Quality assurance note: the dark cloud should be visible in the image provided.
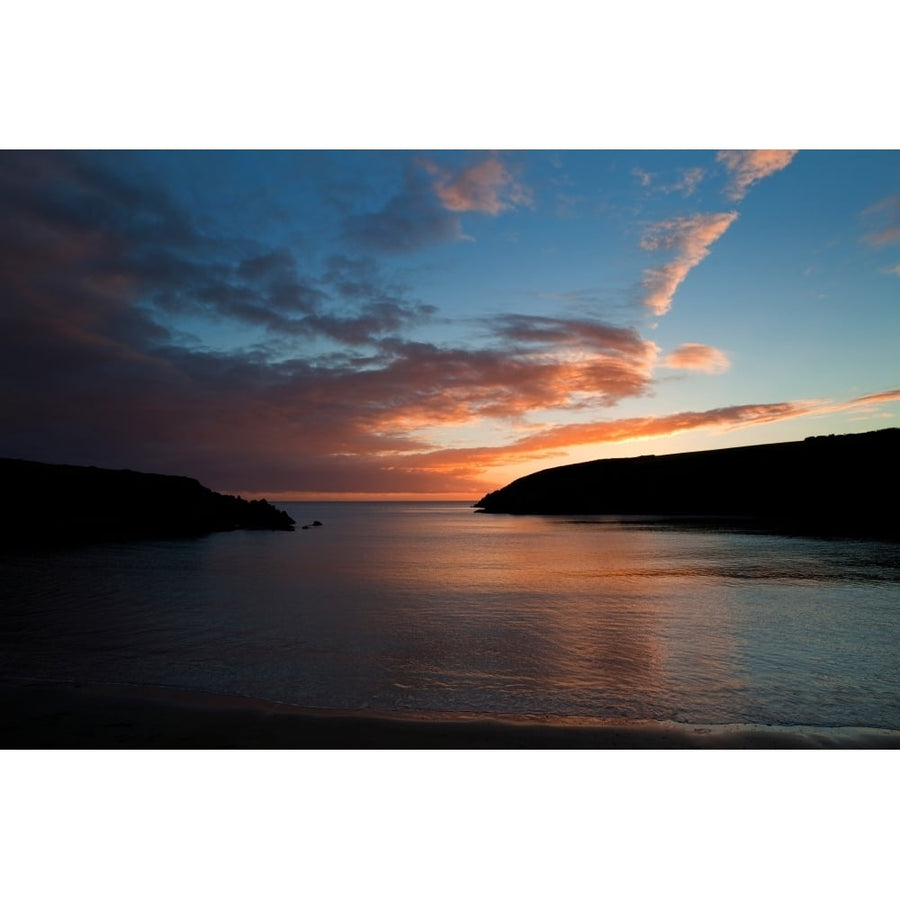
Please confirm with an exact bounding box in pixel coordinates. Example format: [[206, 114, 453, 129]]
[[341, 166, 463, 253], [0, 151, 738, 496], [490, 314, 649, 356], [1, 151, 437, 347], [0, 152, 453, 489], [237, 250, 292, 280], [0, 154, 478, 490]]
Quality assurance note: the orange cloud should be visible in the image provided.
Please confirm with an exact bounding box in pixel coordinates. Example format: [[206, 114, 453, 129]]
[[360, 323, 660, 431], [663, 343, 730, 373], [163, 384, 900, 497], [412, 400, 815, 474], [384, 388, 900, 493], [717, 150, 798, 201], [640, 212, 738, 315], [827, 388, 900, 411], [420, 155, 532, 215]]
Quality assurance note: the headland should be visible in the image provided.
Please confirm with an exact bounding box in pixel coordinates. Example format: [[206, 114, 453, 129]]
[[0, 458, 294, 545], [475, 428, 900, 539]]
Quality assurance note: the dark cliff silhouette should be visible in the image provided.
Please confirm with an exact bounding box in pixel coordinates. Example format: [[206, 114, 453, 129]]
[[1, 458, 295, 545], [474, 428, 900, 538]]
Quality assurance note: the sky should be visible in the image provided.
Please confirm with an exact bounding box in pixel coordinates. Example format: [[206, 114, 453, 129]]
[[1, 149, 898, 499]]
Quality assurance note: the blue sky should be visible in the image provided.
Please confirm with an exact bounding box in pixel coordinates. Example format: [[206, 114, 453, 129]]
[[1, 148, 897, 497]]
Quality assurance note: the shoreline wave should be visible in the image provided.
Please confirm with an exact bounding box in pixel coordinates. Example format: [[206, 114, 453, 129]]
[[4, 678, 900, 749]]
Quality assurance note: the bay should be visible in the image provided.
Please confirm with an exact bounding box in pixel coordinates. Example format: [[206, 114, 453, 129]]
[[2, 501, 900, 730]]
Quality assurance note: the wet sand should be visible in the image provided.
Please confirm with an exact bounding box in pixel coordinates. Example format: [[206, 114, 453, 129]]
[[3, 678, 900, 749]]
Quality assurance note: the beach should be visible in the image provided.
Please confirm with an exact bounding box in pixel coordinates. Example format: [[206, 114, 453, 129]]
[[4, 678, 900, 749]]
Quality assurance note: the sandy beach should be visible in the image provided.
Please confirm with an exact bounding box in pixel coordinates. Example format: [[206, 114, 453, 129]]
[[3, 678, 899, 749]]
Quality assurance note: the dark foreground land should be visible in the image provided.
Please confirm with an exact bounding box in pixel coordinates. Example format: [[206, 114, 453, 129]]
[[0, 458, 294, 545], [3, 680, 899, 749], [475, 428, 900, 539]]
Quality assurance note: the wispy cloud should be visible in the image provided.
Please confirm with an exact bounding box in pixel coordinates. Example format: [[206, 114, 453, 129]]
[[262, 400, 820, 494], [663, 343, 730, 373], [420, 154, 533, 215], [640, 212, 738, 316], [862, 195, 900, 247], [868, 229, 900, 247], [631, 165, 705, 196], [632, 167, 652, 187], [829, 388, 900, 411], [717, 150, 798, 201], [666, 167, 705, 197], [401, 389, 900, 489], [633, 152, 795, 318]]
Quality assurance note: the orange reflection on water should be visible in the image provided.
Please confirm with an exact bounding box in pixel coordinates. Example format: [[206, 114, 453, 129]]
[[480, 524, 666, 695], [341, 512, 746, 714]]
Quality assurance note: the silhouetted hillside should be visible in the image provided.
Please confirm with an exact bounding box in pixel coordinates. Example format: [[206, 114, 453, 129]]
[[475, 429, 900, 538], [1, 459, 295, 545]]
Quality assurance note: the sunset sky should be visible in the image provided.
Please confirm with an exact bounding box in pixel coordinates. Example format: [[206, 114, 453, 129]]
[[1, 149, 898, 499]]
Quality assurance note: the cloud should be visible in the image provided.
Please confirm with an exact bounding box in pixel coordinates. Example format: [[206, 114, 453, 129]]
[[399, 388, 900, 489], [868, 229, 900, 248], [632, 167, 652, 187], [717, 150, 798, 201], [658, 168, 706, 197], [640, 212, 738, 316], [0, 321, 658, 494], [0, 152, 474, 490], [631, 165, 705, 197], [881, 263, 900, 275], [343, 152, 537, 260], [364, 320, 659, 428], [663, 343, 730, 373], [342, 165, 463, 253], [862, 195, 900, 247], [2, 152, 442, 350], [414, 401, 814, 473], [0, 150, 664, 493], [3, 150, 896, 499], [829, 388, 900, 411], [678, 167, 705, 196], [490, 314, 652, 357], [420, 154, 533, 215]]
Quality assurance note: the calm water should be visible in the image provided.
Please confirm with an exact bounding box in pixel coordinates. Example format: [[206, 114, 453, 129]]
[[2, 501, 900, 728]]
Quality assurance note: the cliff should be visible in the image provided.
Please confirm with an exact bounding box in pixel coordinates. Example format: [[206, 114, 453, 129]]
[[0, 458, 295, 545], [474, 428, 900, 538]]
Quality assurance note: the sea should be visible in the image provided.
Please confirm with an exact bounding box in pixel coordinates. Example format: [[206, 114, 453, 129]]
[[3, 500, 900, 731]]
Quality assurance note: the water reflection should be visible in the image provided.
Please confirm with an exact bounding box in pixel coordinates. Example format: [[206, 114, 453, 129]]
[[293, 512, 749, 719], [3, 503, 900, 727]]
